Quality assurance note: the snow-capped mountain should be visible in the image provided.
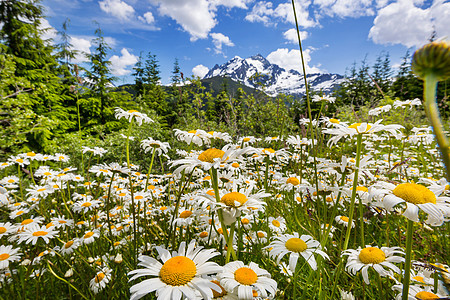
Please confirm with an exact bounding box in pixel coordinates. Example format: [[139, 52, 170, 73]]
[[203, 54, 344, 97]]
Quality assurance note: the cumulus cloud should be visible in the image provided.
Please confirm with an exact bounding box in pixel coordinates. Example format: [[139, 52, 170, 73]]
[[267, 48, 322, 73], [150, 0, 250, 41], [99, 0, 135, 22], [368, 0, 449, 48], [210, 32, 234, 54], [138, 12, 155, 24], [314, 0, 375, 18], [283, 28, 309, 44], [245, 1, 317, 28], [192, 64, 209, 78], [69, 36, 92, 63], [39, 19, 58, 43], [109, 48, 138, 76], [245, 2, 274, 25]]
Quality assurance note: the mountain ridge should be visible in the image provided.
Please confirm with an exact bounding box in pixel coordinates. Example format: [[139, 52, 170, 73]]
[[203, 54, 344, 97]]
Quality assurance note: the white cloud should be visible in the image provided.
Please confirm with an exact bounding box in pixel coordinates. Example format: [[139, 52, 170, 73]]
[[275, 2, 317, 27], [151, 0, 215, 41], [368, 0, 448, 48], [209, 0, 251, 9], [267, 48, 322, 73], [245, 1, 317, 28], [283, 28, 309, 44], [39, 19, 58, 43], [192, 64, 209, 77], [150, 0, 251, 41], [138, 12, 155, 24], [245, 2, 274, 25], [70, 36, 92, 63], [314, 0, 375, 18], [109, 48, 138, 76], [99, 0, 135, 22], [210, 32, 234, 54]]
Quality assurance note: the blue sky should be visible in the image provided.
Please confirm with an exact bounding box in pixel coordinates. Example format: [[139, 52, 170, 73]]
[[40, 0, 450, 85]]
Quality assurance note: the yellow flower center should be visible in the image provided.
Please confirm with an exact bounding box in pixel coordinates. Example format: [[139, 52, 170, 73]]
[[206, 189, 215, 196], [243, 138, 251, 142], [285, 237, 307, 252], [179, 210, 193, 218], [135, 195, 144, 200], [393, 183, 437, 205], [128, 110, 139, 113], [329, 118, 340, 124], [0, 227, 7, 234], [415, 291, 439, 299], [188, 130, 197, 134], [221, 192, 247, 207], [234, 267, 258, 285], [349, 123, 372, 133], [198, 148, 225, 163], [356, 186, 368, 192], [0, 253, 10, 261], [262, 148, 275, 155], [241, 218, 250, 225], [84, 232, 94, 239], [37, 188, 46, 192], [340, 216, 349, 222], [257, 232, 265, 238], [95, 272, 105, 283], [32, 231, 48, 237], [272, 220, 281, 227], [65, 241, 74, 249], [359, 247, 386, 264], [159, 256, 196, 286], [199, 231, 208, 238], [286, 177, 300, 186], [7, 179, 15, 183], [16, 158, 24, 163], [232, 162, 240, 168], [81, 202, 92, 207], [21, 219, 33, 225], [211, 280, 227, 297], [413, 276, 426, 283]]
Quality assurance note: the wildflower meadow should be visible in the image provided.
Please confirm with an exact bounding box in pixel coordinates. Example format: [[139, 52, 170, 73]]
[[1, 1, 450, 299]]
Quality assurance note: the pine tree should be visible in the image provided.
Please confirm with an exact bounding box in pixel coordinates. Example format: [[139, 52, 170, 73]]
[[85, 25, 116, 125], [132, 52, 145, 96]]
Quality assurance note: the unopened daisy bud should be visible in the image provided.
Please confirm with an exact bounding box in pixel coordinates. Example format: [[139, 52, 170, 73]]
[[64, 268, 74, 278], [87, 257, 94, 263], [114, 253, 123, 264], [412, 41, 450, 81], [21, 259, 31, 266]]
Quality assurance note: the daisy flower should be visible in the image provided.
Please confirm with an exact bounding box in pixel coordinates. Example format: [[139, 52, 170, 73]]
[[90, 267, 112, 294], [80, 230, 100, 245], [392, 283, 447, 300], [266, 233, 329, 272], [16, 224, 58, 245], [335, 215, 355, 228], [268, 216, 287, 234], [173, 129, 211, 146], [376, 182, 449, 226], [219, 261, 277, 300], [114, 107, 154, 126], [342, 245, 404, 284], [128, 240, 223, 300], [59, 240, 79, 255], [0, 245, 21, 269], [141, 138, 171, 155], [0, 222, 16, 238]]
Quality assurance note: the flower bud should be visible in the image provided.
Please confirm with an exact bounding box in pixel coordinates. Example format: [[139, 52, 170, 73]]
[[114, 253, 123, 264], [412, 41, 450, 81], [64, 268, 74, 278]]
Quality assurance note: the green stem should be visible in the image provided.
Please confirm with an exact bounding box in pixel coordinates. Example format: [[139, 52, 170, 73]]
[[401, 219, 414, 300], [144, 148, 157, 191], [423, 73, 450, 181], [342, 134, 363, 250]]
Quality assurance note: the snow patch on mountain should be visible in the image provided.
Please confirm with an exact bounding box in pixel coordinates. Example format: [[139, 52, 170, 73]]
[[204, 54, 344, 97]]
